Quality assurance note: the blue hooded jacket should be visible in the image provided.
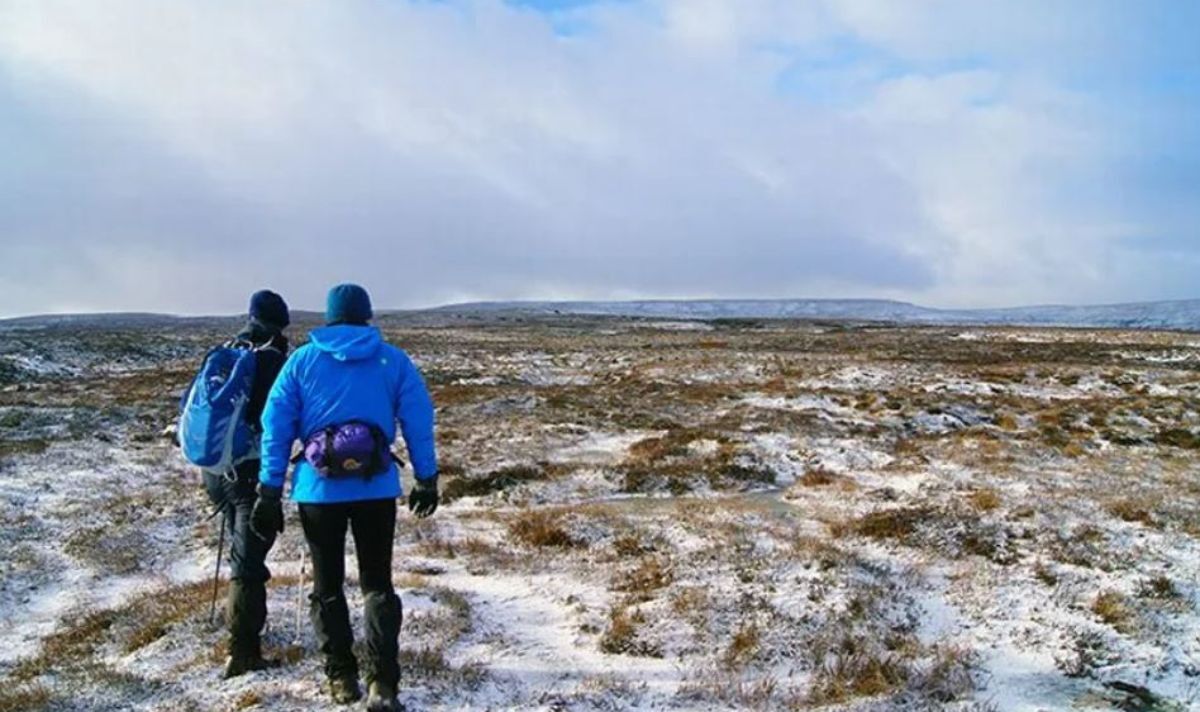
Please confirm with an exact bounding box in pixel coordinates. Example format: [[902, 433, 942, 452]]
[[259, 325, 437, 503]]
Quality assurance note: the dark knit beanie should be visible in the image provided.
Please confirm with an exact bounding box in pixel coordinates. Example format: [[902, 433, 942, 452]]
[[248, 290, 290, 329], [326, 283, 373, 325]]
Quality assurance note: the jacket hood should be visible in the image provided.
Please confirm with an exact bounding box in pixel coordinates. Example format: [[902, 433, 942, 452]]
[[309, 325, 382, 361]]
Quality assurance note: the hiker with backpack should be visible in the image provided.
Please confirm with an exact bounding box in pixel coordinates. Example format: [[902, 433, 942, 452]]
[[178, 290, 291, 678], [251, 283, 438, 711]]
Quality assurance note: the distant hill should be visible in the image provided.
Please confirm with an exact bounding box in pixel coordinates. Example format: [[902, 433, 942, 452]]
[[3, 299, 1198, 331], [430, 298, 1200, 330]]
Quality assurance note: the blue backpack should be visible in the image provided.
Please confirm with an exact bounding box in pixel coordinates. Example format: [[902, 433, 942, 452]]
[[179, 342, 264, 475]]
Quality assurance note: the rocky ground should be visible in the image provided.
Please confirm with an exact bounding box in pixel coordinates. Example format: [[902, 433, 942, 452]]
[[1, 315, 1198, 711]]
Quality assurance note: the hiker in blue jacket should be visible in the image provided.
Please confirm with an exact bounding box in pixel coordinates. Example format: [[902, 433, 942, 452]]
[[251, 284, 438, 711], [201, 290, 290, 678]]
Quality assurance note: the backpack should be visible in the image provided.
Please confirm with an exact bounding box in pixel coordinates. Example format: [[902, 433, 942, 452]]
[[178, 338, 274, 475]]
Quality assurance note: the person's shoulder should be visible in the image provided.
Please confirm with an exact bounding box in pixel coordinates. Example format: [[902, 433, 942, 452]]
[[284, 342, 318, 365], [379, 342, 419, 374], [380, 341, 411, 363]]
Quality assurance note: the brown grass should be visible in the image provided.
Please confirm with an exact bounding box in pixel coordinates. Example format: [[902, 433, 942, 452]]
[[669, 586, 710, 620], [399, 647, 487, 687], [11, 608, 116, 681], [610, 556, 673, 601], [830, 506, 934, 541], [723, 622, 760, 669], [912, 645, 982, 702], [0, 439, 50, 459], [1106, 497, 1159, 527], [798, 467, 841, 487], [966, 488, 1001, 512], [12, 579, 225, 683], [598, 606, 661, 658], [1137, 576, 1180, 601], [808, 653, 911, 704], [0, 684, 51, 712], [233, 691, 263, 709], [1155, 428, 1200, 449], [508, 509, 579, 548], [1033, 561, 1059, 587], [994, 413, 1019, 431], [1092, 591, 1134, 633], [442, 464, 546, 501]]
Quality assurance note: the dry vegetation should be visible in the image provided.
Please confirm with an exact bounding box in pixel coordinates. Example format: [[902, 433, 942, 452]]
[[1, 315, 1199, 709]]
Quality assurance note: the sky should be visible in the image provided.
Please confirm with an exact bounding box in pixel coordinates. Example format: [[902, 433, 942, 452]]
[[1, 0, 1198, 317]]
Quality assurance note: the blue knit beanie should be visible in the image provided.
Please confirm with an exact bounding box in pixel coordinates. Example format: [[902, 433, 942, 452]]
[[326, 283, 373, 325], [248, 290, 290, 328]]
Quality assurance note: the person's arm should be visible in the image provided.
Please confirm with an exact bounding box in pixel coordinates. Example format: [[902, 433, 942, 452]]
[[259, 353, 303, 491], [394, 351, 437, 479]]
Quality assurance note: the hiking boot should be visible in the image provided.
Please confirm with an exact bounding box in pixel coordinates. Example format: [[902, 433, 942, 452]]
[[366, 680, 402, 712], [328, 675, 363, 704], [222, 653, 278, 679]]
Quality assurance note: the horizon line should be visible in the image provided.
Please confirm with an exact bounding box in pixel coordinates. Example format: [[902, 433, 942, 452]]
[[1, 295, 1198, 323]]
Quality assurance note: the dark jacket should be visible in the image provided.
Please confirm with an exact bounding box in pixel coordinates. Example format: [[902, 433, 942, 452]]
[[233, 319, 290, 433]]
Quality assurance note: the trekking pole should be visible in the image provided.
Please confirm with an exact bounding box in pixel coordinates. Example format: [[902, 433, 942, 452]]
[[294, 544, 306, 643], [209, 508, 228, 627]]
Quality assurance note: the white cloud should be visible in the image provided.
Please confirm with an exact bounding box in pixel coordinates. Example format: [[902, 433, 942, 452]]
[[0, 0, 1194, 315]]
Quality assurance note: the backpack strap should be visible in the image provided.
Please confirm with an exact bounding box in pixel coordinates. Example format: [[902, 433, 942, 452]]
[[253, 335, 284, 355]]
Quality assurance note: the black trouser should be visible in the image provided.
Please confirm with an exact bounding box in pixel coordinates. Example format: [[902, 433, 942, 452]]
[[299, 498, 401, 687], [204, 460, 276, 657]]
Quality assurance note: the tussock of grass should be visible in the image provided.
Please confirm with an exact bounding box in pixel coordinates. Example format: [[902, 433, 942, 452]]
[[1106, 498, 1159, 527], [508, 510, 579, 548], [799, 467, 850, 488], [994, 413, 1019, 431], [912, 645, 982, 703], [400, 648, 487, 687], [0, 684, 51, 712], [675, 669, 783, 708], [233, 691, 263, 709], [1137, 576, 1180, 601], [611, 532, 653, 558], [669, 586, 709, 620], [830, 505, 1019, 564], [611, 556, 673, 601], [1051, 524, 1119, 571], [598, 606, 661, 658], [11, 609, 116, 681], [64, 527, 147, 575], [1034, 561, 1059, 587], [723, 623, 760, 669], [0, 437, 51, 460], [808, 652, 910, 703], [12, 579, 226, 684], [830, 506, 934, 541], [442, 464, 546, 501], [1154, 428, 1200, 449], [966, 488, 1001, 512], [1092, 591, 1134, 633]]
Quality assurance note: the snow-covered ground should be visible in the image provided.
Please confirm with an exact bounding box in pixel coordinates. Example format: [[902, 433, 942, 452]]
[[1, 317, 1198, 711]]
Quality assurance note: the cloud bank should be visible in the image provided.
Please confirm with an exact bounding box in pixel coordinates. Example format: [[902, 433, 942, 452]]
[[1, 0, 1197, 316]]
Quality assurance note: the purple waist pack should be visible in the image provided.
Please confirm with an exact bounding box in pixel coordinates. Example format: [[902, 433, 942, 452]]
[[303, 421, 392, 479]]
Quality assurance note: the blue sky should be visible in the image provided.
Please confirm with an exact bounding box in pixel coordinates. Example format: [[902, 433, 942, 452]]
[[0, 0, 1197, 316]]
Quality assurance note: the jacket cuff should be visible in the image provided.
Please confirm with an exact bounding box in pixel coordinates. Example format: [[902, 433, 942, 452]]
[[259, 469, 286, 490], [257, 483, 284, 501]]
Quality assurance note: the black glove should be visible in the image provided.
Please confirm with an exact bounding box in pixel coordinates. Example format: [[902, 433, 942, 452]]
[[250, 483, 284, 541], [408, 476, 439, 519]]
